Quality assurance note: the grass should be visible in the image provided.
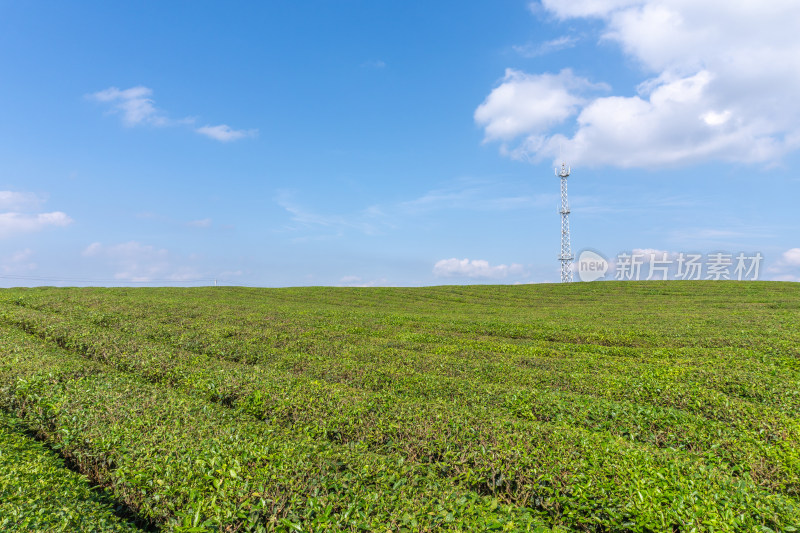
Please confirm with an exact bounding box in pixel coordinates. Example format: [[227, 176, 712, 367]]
[[0, 281, 798, 531]]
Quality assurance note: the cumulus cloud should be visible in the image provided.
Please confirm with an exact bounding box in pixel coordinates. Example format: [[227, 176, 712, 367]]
[[475, 69, 602, 142], [433, 258, 525, 279], [478, 1, 800, 167], [82, 241, 201, 282], [89, 86, 256, 142], [195, 124, 257, 142]]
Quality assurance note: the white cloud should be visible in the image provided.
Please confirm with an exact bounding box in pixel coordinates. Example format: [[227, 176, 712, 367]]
[[195, 124, 257, 142], [766, 248, 800, 282], [538, 0, 642, 19], [0, 189, 67, 239], [701, 110, 731, 127], [90, 86, 256, 142], [480, 1, 800, 167], [513, 36, 579, 57], [0, 211, 73, 238], [0, 191, 42, 211], [781, 248, 800, 267], [433, 258, 525, 279], [475, 69, 602, 142], [82, 241, 201, 282], [88, 86, 170, 127]]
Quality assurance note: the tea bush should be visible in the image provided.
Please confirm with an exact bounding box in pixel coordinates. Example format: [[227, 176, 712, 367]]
[[0, 281, 798, 531]]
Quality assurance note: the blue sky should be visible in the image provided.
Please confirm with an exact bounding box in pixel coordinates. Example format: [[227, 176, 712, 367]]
[[2, 0, 799, 287]]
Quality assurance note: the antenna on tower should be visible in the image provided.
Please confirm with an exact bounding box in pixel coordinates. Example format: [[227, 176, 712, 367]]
[[556, 161, 574, 282]]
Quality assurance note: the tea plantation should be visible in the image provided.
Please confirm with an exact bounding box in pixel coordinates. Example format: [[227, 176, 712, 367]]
[[0, 281, 798, 531]]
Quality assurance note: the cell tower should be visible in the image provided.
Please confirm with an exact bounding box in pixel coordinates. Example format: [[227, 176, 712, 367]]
[[556, 162, 573, 282]]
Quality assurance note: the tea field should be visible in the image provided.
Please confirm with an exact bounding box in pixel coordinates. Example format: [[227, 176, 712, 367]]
[[0, 281, 798, 532]]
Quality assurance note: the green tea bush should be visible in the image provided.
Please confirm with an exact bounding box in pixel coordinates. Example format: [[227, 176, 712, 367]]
[[1, 282, 799, 531], [0, 412, 140, 532]]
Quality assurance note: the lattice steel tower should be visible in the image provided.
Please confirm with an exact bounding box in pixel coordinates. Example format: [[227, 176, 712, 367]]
[[556, 162, 573, 282]]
